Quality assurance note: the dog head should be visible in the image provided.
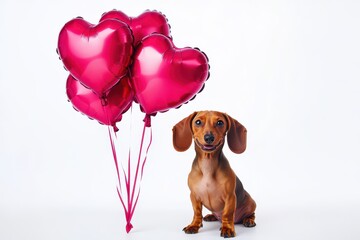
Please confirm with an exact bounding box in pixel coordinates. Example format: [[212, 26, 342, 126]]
[[172, 111, 247, 154]]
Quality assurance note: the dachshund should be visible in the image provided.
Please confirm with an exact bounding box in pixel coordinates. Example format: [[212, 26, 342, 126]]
[[172, 111, 256, 238]]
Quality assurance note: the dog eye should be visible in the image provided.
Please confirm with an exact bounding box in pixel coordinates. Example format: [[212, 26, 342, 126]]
[[216, 120, 224, 126], [195, 120, 202, 126]]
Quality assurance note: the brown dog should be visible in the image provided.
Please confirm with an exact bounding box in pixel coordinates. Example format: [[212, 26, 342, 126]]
[[172, 111, 256, 238]]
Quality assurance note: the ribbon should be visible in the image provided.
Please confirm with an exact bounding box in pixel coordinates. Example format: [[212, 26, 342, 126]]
[[108, 111, 152, 233]]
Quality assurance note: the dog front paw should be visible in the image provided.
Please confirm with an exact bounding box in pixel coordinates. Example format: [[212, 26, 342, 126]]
[[183, 224, 202, 234], [220, 226, 235, 238]]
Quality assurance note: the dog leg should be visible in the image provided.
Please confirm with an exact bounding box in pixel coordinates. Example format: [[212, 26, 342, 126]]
[[239, 193, 257, 227], [203, 213, 218, 222], [242, 213, 256, 227], [220, 193, 236, 238], [183, 192, 203, 234]]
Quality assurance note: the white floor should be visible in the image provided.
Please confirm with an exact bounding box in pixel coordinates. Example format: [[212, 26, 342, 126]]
[[2, 204, 359, 240]]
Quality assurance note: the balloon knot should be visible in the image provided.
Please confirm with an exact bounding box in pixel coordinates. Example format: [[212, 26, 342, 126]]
[[101, 97, 108, 106], [143, 114, 151, 127], [113, 125, 119, 132]]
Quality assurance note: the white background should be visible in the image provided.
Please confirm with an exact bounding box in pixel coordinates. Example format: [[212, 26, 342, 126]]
[[1, 0, 360, 239]]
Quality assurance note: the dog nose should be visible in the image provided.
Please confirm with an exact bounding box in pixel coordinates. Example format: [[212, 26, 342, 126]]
[[204, 133, 215, 144]]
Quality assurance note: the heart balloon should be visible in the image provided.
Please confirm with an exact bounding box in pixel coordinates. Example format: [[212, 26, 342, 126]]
[[100, 10, 171, 46], [130, 33, 209, 115], [66, 75, 134, 128], [58, 18, 133, 97]]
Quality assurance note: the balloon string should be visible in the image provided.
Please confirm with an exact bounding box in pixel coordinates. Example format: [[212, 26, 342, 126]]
[[131, 126, 152, 217], [124, 104, 133, 232], [105, 101, 127, 195], [129, 120, 146, 207], [141, 126, 152, 179], [108, 126, 127, 220], [107, 107, 152, 233], [106, 103, 136, 233], [129, 115, 152, 216], [108, 127, 121, 190], [123, 115, 152, 233]]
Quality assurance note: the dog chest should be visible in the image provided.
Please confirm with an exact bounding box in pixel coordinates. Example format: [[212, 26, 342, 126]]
[[196, 175, 225, 211]]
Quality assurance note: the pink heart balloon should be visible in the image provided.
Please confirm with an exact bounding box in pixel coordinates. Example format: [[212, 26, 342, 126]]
[[100, 10, 171, 46], [58, 18, 133, 97], [66, 75, 134, 127], [130, 33, 209, 115]]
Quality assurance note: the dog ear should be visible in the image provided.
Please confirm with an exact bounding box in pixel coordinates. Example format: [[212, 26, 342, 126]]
[[172, 112, 198, 152], [225, 114, 247, 154]]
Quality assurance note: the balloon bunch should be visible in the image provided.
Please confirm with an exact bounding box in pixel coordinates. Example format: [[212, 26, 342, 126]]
[[57, 9, 210, 233]]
